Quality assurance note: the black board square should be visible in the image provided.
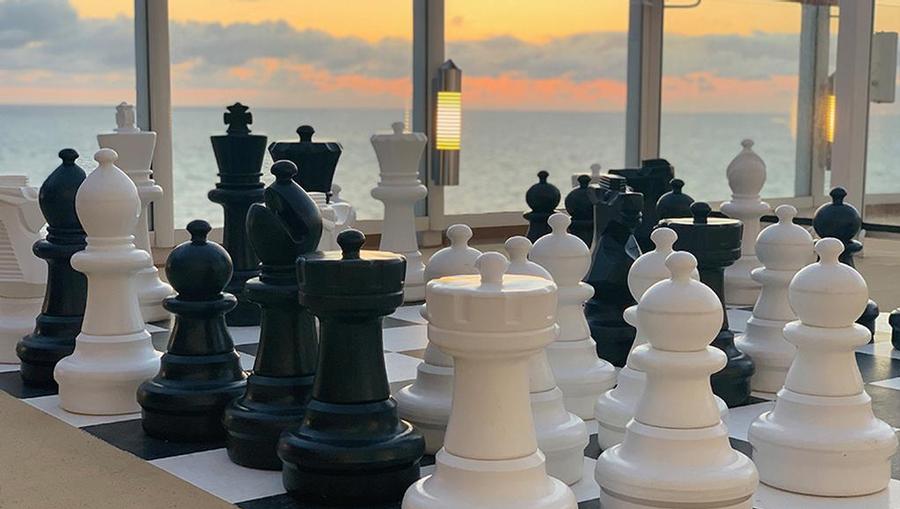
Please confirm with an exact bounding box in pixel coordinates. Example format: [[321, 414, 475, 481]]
[[82, 419, 224, 460], [0, 371, 57, 399]]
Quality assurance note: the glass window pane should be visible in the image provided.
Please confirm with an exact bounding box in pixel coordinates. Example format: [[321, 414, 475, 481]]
[[169, 1, 412, 228], [0, 0, 135, 182], [444, 1, 629, 215], [660, 0, 804, 202]]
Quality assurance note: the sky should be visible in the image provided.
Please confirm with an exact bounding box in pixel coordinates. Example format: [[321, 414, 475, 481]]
[[0, 0, 868, 113]]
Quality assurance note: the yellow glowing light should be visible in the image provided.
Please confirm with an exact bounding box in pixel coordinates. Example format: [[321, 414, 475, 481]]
[[436, 91, 462, 151], [825, 93, 836, 143]]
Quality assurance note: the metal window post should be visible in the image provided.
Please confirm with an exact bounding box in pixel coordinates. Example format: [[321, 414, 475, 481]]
[[625, 0, 664, 167], [134, 0, 175, 247], [795, 4, 831, 202]]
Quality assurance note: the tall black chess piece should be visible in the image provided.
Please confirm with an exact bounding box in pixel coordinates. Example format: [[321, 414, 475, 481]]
[[268, 125, 342, 199], [224, 160, 323, 470], [524, 170, 561, 242], [660, 202, 755, 407], [209, 102, 266, 326], [814, 187, 879, 340], [565, 174, 594, 247], [17, 149, 88, 386], [584, 174, 642, 368], [610, 158, 674, 251], [656, 178, 694, 220], [138, 220, 247, 441], [279, 230, 424, 506]]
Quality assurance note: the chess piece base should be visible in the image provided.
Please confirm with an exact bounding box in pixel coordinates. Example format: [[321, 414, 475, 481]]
[[17, 314, 82, 386], [547, 338, 616, 419], [55, 330, 161, 415], [735, 316, 794, 395], [403, 449, 577, 509], [224, 373, 314, 470], [395, 362, 453, 455], [532, 386, 588, 485], [136, 268, 174, 323], [749, 388, 897, 497], [0, 295, 43, 363], [724, 257, 762, 307], [596, 421, 757, 509]]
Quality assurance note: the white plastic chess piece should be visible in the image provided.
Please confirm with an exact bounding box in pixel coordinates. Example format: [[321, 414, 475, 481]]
[[530, 214, 616, 418], [596, 251, 758, 509], [54, 149, 161, 415], [594, 227, 726, 449], [748, 238, 898, 497], [329, 183, 356, 229], [403, 252, 577, 509], [735, 205, 813, 396], [97, 102, 173, 323], [309, 192, 350, 251], [0, 176, 46, 363], [371, 122, 428, 302], [721, 139, 770, 306], [504, 234, 588, 485], [572, 163, 603, 188], [395, 224, 481, 454]]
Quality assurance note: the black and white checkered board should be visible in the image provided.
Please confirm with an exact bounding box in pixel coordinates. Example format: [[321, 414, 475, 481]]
[[2, 306, 899, 508]]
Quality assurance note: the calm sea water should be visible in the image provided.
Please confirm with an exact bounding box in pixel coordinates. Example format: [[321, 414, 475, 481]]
[[1, 104, 898, 228]]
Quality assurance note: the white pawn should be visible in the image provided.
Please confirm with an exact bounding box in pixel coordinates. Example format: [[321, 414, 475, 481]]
[[403, 252, 577, 509], [97, 102, 173, 323], [505, 235, 588, 485], [371, 122, 428, 302], [749, 238, 897, 497], [0, 176, 46, 362], [736, 205, 813, 396], [54, 149, 161, 415], [721, 139, 770, 306], [309, 191, 347, 251], [596, 251, 757, 509], [572, 163, 603, 188], [329, 182, 356, 229], [530, 214, 616, 418], [395, 224, 481, 454]]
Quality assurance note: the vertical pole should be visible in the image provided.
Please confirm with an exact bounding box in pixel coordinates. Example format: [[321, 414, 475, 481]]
[[626, 0, 664, 167], [795, 5, 830, 201], [832, 0, 874, 216], [135, 0, 175, 247]]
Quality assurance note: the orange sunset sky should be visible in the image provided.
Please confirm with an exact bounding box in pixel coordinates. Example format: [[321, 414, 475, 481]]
[[4, 0, 887, 113]]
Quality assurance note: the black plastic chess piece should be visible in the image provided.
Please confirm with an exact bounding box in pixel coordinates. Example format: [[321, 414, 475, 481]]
[[268, 125, 342, 198], [565, 174, 594, 247], [17, 149, 88, 386], [814, 187, 879, 339], [209, 102, 266, 326], [660, 202, 755, 407], [656, 178, 694, 220], [610, 158, 674, 251], [279, 230, 424, 506], [224, 160, 323, 470], [137, 220, 247, 441], [524, 170, 561, 242], [584, 174, 642, 367]]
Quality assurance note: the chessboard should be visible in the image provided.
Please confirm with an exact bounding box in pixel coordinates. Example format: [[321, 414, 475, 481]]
[[2, 305, 900, 509]]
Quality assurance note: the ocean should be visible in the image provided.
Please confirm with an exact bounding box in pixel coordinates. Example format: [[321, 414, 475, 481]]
[[1, 104, 898, 228]]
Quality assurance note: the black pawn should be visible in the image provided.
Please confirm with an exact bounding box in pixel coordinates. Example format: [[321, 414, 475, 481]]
[[814, 187, 879, 339], [137, 220, 247, 441], [209, 102, 266, 326], [279, 230, 424, 506], [656, 178, 694, 220], [565, 174, 594, 247], [524, 170, 561, 242], [584, 174, 642, 367], [660, 202, 755, 407], [610, 158, 674, 251], [17, 149, 88, 386], [268, 125, 342, 198], [224, 160, 323, 470]]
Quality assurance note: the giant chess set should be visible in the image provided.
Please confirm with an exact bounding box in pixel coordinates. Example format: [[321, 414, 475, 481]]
[[2, 103, 900, 508]]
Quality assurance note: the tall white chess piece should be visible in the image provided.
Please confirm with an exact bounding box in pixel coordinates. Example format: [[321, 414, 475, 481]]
[[721, 139, 770, 306], [530, 213, 616, 418], [371, 122, 428, 302], [403, 252, 577, 509], [97, 102, 173, 323], [595, 251, 757, 509], [329, 182, 356, 228], [0, 176, 46, 363], [55, 149, 161, 415], [749, 238, 897, 497], [309, 191, 351, 251]]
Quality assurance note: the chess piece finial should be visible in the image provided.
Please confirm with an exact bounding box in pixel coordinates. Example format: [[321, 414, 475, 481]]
[[564, 175, 594, 247], [448, 224, 472, 246], [224, 102, 252, 135], [524, 171, 561, 242], [338, 229, 365, 259], [297, 125, 315, 142], [691, 201, 711, 224], [114, 102, 139, 133], [392, 121, 405, 134], [271, 160, 297, 182], [477, 251, 508, 286], [656, 178, 695, 220], [549, 211, 571, 233]]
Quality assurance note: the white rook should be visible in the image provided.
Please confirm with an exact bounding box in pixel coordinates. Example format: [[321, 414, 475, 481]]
[[55, 149, 161, 415], [371, 122, 428, 302]]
